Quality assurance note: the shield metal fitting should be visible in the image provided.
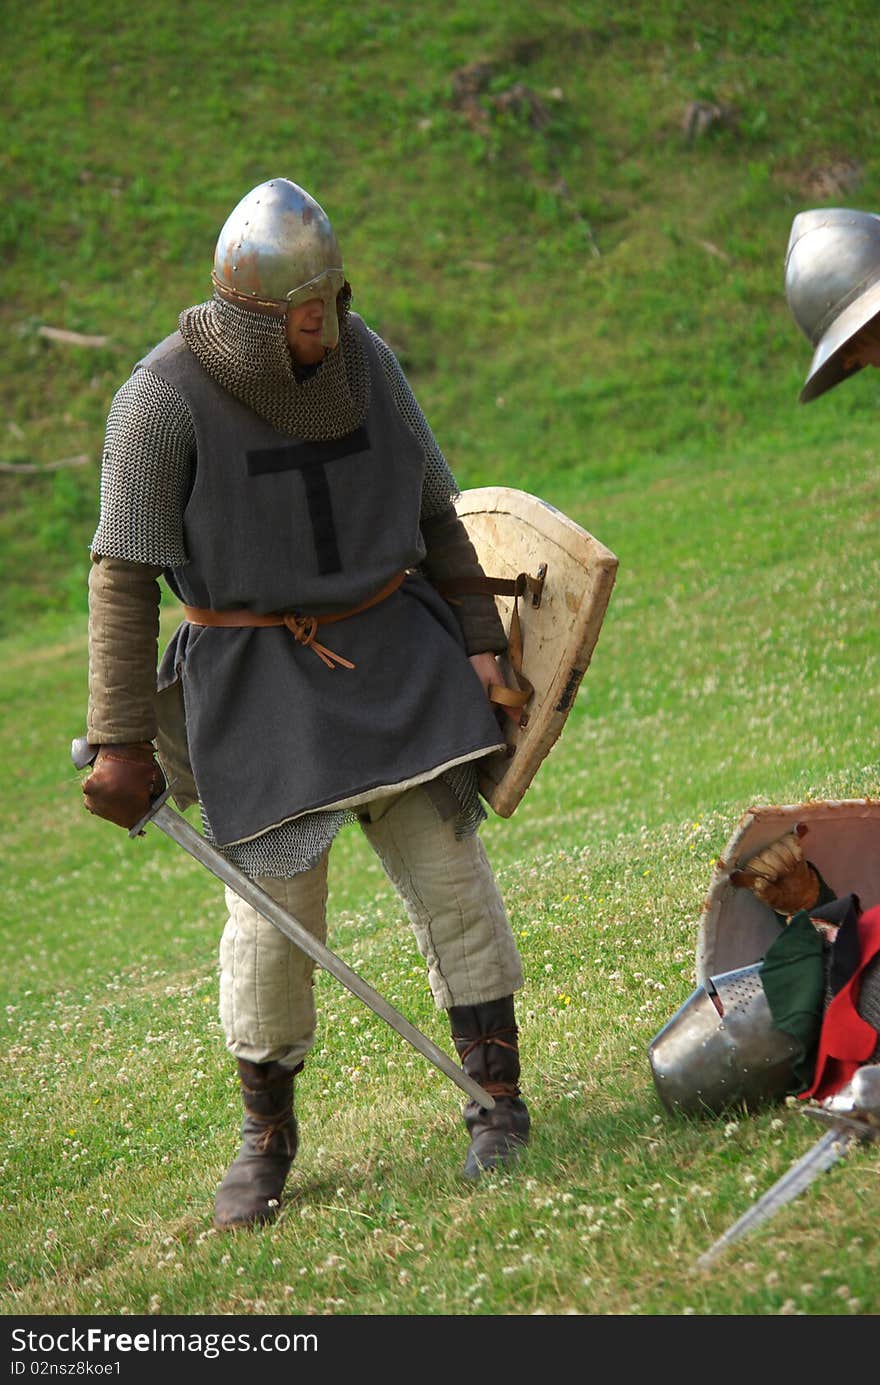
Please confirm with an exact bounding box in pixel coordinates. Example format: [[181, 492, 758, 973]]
[[648, 964, 800, 1116], [785, 206, 880, 402]]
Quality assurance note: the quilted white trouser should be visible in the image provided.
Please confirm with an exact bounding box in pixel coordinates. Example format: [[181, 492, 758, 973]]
[[219, 782, 523, 1067]]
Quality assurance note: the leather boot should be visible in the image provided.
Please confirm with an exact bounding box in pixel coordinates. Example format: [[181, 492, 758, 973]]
[[213, 1059, 301, 1230], [448, 996, 530, 1179]]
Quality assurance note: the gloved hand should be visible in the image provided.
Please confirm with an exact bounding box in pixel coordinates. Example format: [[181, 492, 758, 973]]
[[468, 651, 528, 726], [730, 825, 820, 915], [82, 742, 165, 830]]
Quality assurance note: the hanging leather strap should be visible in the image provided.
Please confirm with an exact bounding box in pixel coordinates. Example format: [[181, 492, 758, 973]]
[[437, 573, 535, 712], [183, 570, 406, 671]]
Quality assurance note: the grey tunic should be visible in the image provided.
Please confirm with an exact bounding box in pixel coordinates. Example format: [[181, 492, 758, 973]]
[[140, 320, 505, 848], [91, 313, 505, 874]]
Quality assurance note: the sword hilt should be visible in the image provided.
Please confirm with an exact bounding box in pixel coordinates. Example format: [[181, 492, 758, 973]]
[[801, 1105, 880, 1141], [71, 736, 175, 840]]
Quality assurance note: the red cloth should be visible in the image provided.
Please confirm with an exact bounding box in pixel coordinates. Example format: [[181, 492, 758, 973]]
[[800, 904, 880, 1100]]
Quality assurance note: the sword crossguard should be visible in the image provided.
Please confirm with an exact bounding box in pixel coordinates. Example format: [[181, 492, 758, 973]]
[[128, 781, 179, 838]]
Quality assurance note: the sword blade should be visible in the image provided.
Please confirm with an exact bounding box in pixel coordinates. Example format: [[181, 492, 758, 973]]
[[695, 1127, 855, 1269], [143, 796, 494, 1112]]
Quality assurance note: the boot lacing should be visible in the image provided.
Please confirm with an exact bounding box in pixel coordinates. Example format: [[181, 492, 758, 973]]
[[452, 1024, 522, 1099], [246, 1107, 295, 1155], [239, 1066, 298, 1154]]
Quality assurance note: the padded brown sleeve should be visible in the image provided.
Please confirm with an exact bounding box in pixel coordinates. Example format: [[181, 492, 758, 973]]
[[420, 504, 507, 655], [86, 555, 163, 744]]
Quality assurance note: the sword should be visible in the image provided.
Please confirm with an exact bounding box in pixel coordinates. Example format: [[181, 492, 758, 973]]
[[696, 1066, 880, 1269], [698, 1085, 875, 1268], [73, 741, 494, 1112], [695, 1126, 855, 1270]]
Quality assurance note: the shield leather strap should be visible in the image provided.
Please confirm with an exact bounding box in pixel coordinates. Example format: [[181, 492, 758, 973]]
[[437, 572, 536, 715], [450, 487, 618, 817], [183, 569, 406, 670]]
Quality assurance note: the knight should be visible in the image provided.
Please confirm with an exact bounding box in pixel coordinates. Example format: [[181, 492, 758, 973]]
[[80, 178, 532, 1228]]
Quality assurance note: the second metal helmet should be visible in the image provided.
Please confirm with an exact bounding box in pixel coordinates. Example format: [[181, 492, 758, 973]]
[[785, 207, 880, 402], [212, 178, 345, 347], [648, 964, 800, 1116]]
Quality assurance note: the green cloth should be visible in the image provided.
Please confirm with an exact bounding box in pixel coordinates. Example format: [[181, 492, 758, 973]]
[[760, 911, 826, 1090]]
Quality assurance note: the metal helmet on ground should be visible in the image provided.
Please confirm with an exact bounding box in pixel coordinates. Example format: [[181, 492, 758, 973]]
[[648, 964, 799, 1116], [785, 207, 880, 402], [212, 179, 346, 347]]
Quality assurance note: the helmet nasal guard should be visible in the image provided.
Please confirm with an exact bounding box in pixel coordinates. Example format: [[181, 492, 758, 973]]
[[785, 207, 880, 402], [212, 178, 345, 346], [648, 964, 800, 1116]]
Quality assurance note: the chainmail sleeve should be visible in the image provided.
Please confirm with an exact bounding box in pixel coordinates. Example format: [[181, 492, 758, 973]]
[[822, 938, 880, 1064], [366, 328, 458, 520], [858, 957, 880, 1059], [91, 368, 194, 567], [367, 327, 506, 656]]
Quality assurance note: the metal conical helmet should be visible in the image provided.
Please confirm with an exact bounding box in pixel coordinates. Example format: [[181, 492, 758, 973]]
[[785, 207, 880, 402], [212, 179, 345, 346]]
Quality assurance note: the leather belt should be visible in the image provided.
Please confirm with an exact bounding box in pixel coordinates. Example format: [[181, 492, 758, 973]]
[[183, 570, 406, 670]]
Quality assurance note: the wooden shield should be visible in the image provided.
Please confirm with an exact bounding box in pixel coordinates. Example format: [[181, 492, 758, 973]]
[[695, 798, 880, 985], [455, 486, 618, 817]]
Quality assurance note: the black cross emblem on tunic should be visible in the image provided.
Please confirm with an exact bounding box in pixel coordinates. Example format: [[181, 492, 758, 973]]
[[246, 427, 370, 575]]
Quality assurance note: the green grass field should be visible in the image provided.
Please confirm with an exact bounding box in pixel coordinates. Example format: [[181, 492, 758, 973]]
[[2, 0, 879, 1318]]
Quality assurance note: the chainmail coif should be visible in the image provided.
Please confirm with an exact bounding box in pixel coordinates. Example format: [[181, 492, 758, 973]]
[[178, 295, 371, 440]]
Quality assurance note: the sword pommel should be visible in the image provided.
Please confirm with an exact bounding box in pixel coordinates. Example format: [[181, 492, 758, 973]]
[[70, 736, 98, 771]]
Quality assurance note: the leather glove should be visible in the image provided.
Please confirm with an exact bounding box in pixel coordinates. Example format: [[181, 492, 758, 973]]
[[82, 742, 165, 830], [729, 825, 820, 915]]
